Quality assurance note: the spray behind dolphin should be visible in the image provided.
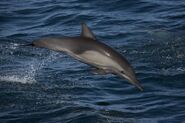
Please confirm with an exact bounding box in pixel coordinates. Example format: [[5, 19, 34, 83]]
[[30, 23, 143, 91]]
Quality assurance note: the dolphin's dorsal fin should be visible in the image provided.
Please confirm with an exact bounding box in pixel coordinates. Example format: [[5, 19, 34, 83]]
[[80, 22, 96, 40]]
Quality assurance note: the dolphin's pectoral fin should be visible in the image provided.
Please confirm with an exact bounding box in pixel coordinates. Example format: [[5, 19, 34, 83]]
[[91, 68, 111, 75], [80, 22, 96, 40]]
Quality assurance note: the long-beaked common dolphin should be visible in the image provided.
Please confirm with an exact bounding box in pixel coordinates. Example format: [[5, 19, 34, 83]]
[[31, 23, 143, 91]]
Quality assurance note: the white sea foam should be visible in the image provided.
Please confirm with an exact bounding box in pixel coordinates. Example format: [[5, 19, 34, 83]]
[[0, 51, 60, 84], [0, 75, 36, 84]]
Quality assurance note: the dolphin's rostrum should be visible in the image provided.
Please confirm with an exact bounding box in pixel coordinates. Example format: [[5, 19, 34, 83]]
[[32, 23, 143, 91]]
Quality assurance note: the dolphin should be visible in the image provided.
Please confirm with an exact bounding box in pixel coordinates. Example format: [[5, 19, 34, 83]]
[[31, 23, 143, 91]]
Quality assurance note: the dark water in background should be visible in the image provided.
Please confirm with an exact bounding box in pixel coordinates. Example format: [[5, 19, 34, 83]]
[[0, 0, 185, 122]]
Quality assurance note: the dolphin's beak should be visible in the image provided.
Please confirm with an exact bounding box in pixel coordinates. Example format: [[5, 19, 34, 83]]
[[117, 73, 143, 91], [127, 78, 143, 91]]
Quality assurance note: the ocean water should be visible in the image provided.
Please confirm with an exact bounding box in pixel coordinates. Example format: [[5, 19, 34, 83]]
[[0, 0, 185, 123]]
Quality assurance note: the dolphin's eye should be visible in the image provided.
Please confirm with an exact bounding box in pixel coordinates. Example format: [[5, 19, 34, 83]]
[[121, 71, 124, 74]]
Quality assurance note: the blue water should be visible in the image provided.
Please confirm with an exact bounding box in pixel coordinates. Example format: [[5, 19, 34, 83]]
[[0, 0, 185, 123]]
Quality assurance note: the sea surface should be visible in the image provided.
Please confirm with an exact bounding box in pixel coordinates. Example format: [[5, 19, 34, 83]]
[[0, 0, 185, 123]]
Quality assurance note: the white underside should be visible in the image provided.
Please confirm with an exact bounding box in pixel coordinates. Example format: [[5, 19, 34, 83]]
[[68, 50, 122, 71]]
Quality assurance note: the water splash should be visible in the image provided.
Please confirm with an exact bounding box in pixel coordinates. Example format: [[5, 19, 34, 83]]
[[0, 75, 36, 84], [24, 51, 60, 82], [0, 41, 60, 84]]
